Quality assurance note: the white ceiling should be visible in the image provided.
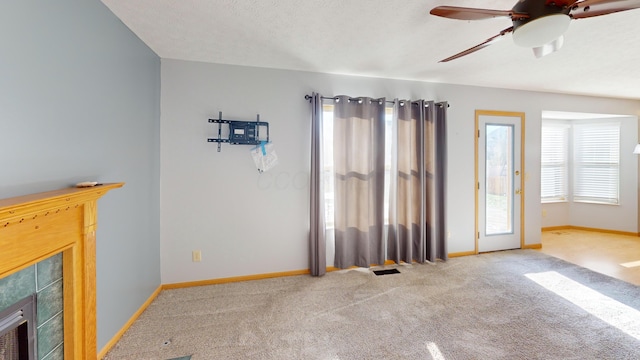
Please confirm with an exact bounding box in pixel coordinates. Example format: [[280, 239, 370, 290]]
[[101, 0, 640, 100]]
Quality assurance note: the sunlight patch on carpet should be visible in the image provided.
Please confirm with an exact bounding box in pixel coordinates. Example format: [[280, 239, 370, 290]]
[[620, 260, 640, 268], [427, 342, 446, 360], [525, 271, 640, 340]]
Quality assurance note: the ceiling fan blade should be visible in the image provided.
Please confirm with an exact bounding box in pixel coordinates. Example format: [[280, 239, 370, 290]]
[[439, 27, 514, 63], [430, 6, 526, 20], [532, 36, 564, 58], [569, 0, 640, 19]]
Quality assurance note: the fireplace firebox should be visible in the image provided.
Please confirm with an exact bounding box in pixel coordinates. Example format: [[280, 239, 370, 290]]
[[0, 295, 36, 360]]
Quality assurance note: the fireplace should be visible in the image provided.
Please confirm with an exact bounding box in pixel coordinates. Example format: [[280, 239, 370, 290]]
[[0, 295, 36, 360], [0, 183, 122, 360]]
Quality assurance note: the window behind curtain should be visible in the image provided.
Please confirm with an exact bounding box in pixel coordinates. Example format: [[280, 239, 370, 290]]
[[541, 122, 569, 202], [573, 122, 620, 204], [322, 105, 335, 227], [322, 104, 393, 228]]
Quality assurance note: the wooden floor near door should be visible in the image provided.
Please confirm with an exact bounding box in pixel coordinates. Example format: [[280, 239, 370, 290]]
[[539, 229, 640, 286]]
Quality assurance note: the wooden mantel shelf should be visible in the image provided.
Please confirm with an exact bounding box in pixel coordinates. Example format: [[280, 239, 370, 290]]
[[0, 182, 123, 360], [0, 183, 123, 222]]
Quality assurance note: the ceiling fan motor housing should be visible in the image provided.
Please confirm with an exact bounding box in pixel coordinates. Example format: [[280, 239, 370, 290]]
[[511, 0, 572, 48]]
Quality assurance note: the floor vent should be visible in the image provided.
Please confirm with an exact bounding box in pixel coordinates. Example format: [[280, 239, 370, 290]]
[[373, 269, 400, 276]]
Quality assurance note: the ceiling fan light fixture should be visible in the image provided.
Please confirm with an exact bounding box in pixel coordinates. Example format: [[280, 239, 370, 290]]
[[512, 14, 571, 48], [532, 36, 564, 58]]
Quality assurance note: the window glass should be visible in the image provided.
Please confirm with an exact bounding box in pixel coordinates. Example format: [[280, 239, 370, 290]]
[[541, 122, 569, 203], [322, 104, 393, 227], [541, 120, 620, 205], [573, 122, 620, 204]]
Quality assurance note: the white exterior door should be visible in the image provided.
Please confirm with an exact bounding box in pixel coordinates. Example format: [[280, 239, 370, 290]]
[[476, 111, 524, 252]]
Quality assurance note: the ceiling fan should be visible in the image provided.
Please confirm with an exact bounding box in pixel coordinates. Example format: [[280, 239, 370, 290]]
[[430, 0, 640, 62]]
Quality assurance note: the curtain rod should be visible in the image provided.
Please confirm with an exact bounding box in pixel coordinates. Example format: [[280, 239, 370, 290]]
[[305, 94, 394, 105], [304, 94, 450, 108]]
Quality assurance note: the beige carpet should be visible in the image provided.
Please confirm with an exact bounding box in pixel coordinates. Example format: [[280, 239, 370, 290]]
[[104, 250, 640, 359]]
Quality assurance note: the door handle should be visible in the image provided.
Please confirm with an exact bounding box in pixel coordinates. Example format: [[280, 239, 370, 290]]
[[515, 189, 522, 195]]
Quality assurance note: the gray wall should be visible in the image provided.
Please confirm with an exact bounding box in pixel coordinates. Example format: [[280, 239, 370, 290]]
[[160, 59, 640, 284], [0, 0, 161, 350]]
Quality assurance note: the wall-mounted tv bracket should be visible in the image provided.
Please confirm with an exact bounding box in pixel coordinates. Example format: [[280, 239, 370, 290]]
[[207, 111, 269, 152]]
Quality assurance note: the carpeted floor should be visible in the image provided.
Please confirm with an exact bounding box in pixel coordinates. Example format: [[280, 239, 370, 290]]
[[104, 250, 640, 359]]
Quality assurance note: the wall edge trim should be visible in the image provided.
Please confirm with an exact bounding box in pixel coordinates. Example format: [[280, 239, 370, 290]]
[[523, 243, 542, 249], [542, 225, 639, 237], [98, 285, 162, 359], [448, 251, 477, 258], [162, 269, 311, 289]]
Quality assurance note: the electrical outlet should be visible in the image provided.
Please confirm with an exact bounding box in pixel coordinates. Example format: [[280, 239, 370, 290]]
[[192, 250, 202, 262]]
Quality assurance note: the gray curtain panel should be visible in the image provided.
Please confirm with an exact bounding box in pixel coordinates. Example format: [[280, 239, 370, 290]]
[[427, 102, 448, 262], [309, 93, 326, 276], [332, 96, 386, 269]]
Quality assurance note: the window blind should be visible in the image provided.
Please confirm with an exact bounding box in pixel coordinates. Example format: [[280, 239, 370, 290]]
[[541, 123, 569, 202], [573, 122, 620, 204]]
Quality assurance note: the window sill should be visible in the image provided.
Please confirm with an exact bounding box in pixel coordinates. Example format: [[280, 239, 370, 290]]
[[541, 199, 568, 204], [573, 200, 619, 206]]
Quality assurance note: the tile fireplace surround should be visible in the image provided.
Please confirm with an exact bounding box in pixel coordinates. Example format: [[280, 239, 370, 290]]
[[0, 183, 123, 360]]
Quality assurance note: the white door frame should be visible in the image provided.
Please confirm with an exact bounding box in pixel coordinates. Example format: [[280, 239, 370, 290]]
[[475, 110, 525, 253]]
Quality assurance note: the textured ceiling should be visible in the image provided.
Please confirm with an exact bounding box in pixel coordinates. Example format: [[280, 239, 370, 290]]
[[101, 0, 640, 100]]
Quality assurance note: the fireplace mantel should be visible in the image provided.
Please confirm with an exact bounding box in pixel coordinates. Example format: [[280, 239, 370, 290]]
[[0, 183, 123, 360]]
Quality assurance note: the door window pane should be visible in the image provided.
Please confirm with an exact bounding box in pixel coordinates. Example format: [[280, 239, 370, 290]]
[[485, 124, 514, 235]]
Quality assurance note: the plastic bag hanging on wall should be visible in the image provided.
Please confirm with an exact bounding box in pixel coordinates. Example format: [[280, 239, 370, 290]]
[[250, 141, 278, 173]]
